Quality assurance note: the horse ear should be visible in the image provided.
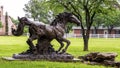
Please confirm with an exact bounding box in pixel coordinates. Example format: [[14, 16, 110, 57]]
[[18, 17, 20, 20]]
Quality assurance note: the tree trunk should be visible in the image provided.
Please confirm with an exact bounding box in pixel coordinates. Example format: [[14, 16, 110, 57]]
[[82, 25, 91, 51], [108, 28, 113, 34], [94, 27, 98, 34], [82, 28, 90, 51], [108, 29, 111, 34], [83, 35, 89, 51], [108, 26, 114, 34]]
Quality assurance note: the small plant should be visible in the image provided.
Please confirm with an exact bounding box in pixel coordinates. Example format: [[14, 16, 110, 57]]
[[0, 20, 3, 28]]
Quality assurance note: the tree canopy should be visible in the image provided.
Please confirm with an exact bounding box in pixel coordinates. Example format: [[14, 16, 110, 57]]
[[23, 0, 53, 23]]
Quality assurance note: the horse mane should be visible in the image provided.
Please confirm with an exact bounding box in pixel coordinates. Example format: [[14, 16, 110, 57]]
[[50, 13, 62, 26], [50, 12, 72, 26]]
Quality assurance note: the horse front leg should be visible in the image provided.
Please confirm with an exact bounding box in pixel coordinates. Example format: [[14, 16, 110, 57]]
[[61, 38, 70, 53], [56, 39, 64, 53], [56, 37, 70, 53], [26, 35, 37, 54]]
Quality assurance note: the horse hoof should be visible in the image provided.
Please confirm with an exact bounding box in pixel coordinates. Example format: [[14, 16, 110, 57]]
[[33, 51, 38, 55], [61, 49, 66, 54], [33, 49, 38, 55], [55, 51, 58, 53]]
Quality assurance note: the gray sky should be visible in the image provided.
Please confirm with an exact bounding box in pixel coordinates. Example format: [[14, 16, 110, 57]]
[[0, 0, 29, 19]]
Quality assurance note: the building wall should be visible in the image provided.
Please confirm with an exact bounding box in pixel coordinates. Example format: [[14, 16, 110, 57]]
[[73, 29, 81, 34], [8, 16, 15, 35], [73, 29, 120, 35], [0, 15, 6, 35]]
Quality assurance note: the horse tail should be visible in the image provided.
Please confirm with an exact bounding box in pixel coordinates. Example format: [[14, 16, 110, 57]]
[[11, 23, 25, 36]]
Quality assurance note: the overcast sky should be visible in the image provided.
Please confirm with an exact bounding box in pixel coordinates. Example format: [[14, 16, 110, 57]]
[[0, 0, 29, 19]]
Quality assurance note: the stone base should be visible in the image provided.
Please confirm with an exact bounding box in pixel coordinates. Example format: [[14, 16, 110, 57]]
[[2, 57, 20, 61], [4, 52, 120, 67], [3, 57, 82, 63], [78, 52, 120, 67], [12, 52, 74, 62]]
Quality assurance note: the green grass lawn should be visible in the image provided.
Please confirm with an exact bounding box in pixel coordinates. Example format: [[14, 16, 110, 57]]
[[0, 36, 120, 68]]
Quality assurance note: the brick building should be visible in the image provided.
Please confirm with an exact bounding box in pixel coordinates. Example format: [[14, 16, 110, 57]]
[[72, 26, 120, 35], [0, 6, 15, 35]]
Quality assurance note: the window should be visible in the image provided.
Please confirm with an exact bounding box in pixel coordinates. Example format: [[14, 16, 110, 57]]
[[115, 30, 120, 34]]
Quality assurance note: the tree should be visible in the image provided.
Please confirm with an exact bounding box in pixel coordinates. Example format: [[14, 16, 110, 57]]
[[93, 1, 120, 34], [48, 0, 118, 51], [93, 9, 120, 34], [5, 12, 8, 35], [92, 13, 104, 34], [23, 0, 52, 24], [103, 10, 120, 34]]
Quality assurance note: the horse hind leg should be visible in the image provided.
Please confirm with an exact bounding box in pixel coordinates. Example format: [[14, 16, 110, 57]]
[[27, 38, 35, 50], [26, 35, 37, 54]]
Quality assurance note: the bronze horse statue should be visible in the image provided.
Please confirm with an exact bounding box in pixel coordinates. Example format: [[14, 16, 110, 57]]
[[12, 12, 81, 54]]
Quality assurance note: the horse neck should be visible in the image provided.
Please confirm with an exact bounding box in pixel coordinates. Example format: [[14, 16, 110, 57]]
[[56, 22, 66, 29]]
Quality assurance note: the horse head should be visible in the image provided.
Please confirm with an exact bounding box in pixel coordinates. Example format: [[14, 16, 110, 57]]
[[63, 12, 81, 26], [53, 12, 81, 26]]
